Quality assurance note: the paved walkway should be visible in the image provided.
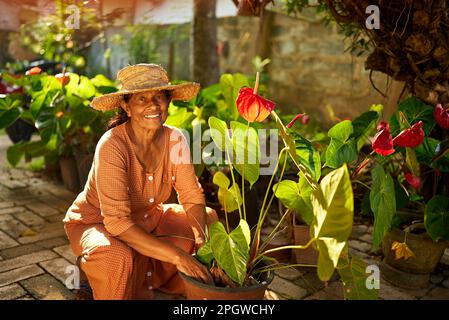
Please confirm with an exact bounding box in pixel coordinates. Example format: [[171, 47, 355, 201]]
[[0, 136, 448, 300]]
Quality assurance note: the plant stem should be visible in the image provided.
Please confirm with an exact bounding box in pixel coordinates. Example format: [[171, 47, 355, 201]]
[[257, 237, 316, 260], [257, 147, 287, 233], [258, 208, 291, 254], [225, 145, 242, 220], [352, 179, 371, 190], [259, 148, 288, 228]]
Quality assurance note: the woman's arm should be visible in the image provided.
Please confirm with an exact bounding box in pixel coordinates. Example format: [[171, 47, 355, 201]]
[[185, 204, 207, 249], [117, 224, 213, 284]]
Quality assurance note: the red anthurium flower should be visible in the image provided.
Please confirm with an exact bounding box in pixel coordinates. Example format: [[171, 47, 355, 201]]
[[287, 113, 305, 128], [372, 121, 395, 156], [393, 121, 424, 148], [236, 87, 275, 123], [25, 67, 42, 76], [405, 172, 421, 190], [435, 104, 449, 129]]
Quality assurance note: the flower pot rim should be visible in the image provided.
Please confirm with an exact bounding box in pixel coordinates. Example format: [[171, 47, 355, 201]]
[[389, 227, 449, 245], [178, 268, 274, 293]]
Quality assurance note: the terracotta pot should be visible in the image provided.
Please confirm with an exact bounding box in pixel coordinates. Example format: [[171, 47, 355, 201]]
[[382, 228, 448, 274], [293, 220, 318, 266], [179, 267, 274, 300], [59, 156, 81, 193], [74, 153, 94, 189]]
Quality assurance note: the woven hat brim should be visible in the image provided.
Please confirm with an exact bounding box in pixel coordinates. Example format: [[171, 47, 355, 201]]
[[91, 82, 200, 111]]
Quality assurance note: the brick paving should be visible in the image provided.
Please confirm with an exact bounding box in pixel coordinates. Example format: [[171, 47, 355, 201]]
[[1, 164, 449, 300]]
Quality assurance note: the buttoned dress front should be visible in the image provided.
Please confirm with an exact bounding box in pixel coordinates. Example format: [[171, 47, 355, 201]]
[[63, 123, 213, 300]]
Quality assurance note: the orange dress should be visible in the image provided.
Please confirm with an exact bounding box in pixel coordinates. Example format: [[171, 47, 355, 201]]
[[63, 123, 215, 300]]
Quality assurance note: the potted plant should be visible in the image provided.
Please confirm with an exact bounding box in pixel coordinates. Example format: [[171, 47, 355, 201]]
[[0, 68, 117, 191], [351, 96, 449, 289], [178, 73, 365, 300]]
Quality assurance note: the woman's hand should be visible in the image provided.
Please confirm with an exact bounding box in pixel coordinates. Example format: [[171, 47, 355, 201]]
[[175, 250, 214, 285]]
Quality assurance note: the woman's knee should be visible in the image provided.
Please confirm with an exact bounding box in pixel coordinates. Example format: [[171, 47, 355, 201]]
[[81, 236, 134, 276]]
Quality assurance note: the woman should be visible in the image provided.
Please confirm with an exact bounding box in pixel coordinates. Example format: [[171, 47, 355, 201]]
[[63, 64, 216, 300]]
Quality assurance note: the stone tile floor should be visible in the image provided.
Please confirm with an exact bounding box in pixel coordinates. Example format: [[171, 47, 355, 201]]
[[0, 166, 449, 300]]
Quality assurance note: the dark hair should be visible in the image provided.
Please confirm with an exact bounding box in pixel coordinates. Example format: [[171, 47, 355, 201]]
[[106, 91, 171, 130]]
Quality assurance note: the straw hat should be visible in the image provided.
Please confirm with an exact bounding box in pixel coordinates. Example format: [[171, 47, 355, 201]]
[[91, 64, 200, 111]]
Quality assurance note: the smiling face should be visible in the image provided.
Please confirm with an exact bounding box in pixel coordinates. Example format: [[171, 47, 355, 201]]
[[122, 90, 170, 131]]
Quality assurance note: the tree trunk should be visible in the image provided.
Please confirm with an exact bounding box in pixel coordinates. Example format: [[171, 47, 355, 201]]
[[191, 0, 219, 87]]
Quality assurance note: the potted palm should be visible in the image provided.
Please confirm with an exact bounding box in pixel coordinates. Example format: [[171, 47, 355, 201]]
[[178, 73, 358, 300]]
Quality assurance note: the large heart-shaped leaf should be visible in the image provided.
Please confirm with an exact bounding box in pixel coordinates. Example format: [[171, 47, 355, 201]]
[[213, 172, 243, 213], [425, 195, 449, 242], [230, 121, 260, 187], [210, 220, 250, 285], [389, 97, 434, 136], [311, 164, 354, 281], [274, 177, 313, 225], [337, 252, 379, 300], [370, 164, 396, 249], [325, 120, 357, 168]]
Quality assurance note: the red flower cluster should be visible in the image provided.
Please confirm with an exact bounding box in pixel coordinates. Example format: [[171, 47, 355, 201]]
[[372, 121, 395, 156], [392, 121, 424, 148], [372, 121, 425, 156]]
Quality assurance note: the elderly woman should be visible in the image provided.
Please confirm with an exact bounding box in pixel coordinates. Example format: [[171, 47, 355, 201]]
[[63, 64, 216, 300]]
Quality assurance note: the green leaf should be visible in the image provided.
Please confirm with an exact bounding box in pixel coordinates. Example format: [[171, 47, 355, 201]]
[[425, 195, 449, 242], [77, 76, 96, 100], [389, 97, 434, 136], [295, 135, 321, 180], [325, 120, 357, 168], [30, 91, 47, 119], [0, 108, 22, 130], [89, 74, 116, 87], [196, 241, 214, 266], [41, 75, 62, 93], [405, 147, 419, 176], [370, 164, 396, 249], [230, 121, 260, 187], [337, 254, 379, 300], [416, 138, 449, 172], [274, 177, 313, 225], [165, 105, 194, 128], [208, 116, 231, 152], [351, 107, 381, 150], [217, 183, 243, 213], [7, 143, 25, 167], [210, 221, 250, 285], [213, 171, 230, 189], [220, 73, 249, 120], [311, 164, 354, 281], [35, 107, 57, 143], [65, 73, 80, 97], [270, 111, 317, 188]]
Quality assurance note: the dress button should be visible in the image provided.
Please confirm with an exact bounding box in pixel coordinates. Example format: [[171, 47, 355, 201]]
[[148, 286, 153, 290], [171, 176, 175, 181], [148, 175, 153, 181], [147, 271, 152, 277], [144, 214, 148, 219], [149, 198, 154, 203]]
